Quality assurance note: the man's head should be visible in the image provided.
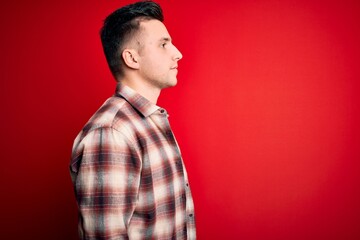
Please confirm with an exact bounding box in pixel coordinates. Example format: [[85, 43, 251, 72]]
[[100, 1, 164, 79]]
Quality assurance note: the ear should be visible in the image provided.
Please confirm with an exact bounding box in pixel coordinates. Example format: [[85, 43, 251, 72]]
[[122, 49, 140, 70]]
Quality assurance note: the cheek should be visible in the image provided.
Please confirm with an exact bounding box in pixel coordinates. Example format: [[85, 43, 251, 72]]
[[141, 51, 169, 76]]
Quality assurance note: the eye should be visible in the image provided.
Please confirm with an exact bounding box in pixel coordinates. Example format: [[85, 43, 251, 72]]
[[161, 42, 167, 48]]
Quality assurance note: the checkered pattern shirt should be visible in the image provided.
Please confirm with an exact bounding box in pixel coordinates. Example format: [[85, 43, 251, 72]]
[[70, 83, 196, 239]]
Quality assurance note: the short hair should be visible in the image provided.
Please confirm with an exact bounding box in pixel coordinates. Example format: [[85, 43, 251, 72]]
[[100, 1, 164, 79]]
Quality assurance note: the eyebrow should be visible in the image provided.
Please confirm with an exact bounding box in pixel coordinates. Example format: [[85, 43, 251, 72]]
[[160, 37, 172, 42]]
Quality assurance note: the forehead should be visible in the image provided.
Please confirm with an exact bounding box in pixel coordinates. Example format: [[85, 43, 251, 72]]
[[139, 19, 171, 41]]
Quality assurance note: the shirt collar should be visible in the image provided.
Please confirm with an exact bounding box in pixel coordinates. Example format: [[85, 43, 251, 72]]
[[115, 82, 161, 118]]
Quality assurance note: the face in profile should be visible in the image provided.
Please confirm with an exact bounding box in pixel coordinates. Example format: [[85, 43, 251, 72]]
[[136, 20, 183, 90]]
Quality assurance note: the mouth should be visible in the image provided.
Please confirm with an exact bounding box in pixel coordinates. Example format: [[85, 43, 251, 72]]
[[170, 65, 178, 70]]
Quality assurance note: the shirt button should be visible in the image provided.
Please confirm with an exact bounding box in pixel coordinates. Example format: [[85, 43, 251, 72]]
[[186, 183, 189, 187], [189, 213, 193, 218]]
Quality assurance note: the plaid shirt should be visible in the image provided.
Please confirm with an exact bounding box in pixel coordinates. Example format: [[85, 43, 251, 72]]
[[70, 83, 196, 239]]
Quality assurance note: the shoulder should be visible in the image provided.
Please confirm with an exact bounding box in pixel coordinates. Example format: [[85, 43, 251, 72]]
[[75, 96, 143, 145], [70, 96, 142, 172]]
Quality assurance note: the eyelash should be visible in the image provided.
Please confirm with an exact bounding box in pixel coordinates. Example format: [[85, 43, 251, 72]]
[[161, 43, 167, 48]]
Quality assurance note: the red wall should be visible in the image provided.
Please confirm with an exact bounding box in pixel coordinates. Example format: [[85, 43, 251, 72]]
[[1, 0, 359, 239]]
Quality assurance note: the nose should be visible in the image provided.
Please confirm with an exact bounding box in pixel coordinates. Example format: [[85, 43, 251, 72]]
[[173, 45, 183, 61]]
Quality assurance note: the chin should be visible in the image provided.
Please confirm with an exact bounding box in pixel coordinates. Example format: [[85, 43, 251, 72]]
[[169, 81, 178, 88], [171, 79, 178, 86], [163, 78, 178, 88]]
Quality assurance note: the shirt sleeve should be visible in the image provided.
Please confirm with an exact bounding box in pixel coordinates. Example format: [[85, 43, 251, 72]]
[[70, 127, 141, 239]]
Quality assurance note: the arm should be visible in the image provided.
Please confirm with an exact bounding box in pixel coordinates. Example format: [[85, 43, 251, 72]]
[[70, 127, 141, 239]]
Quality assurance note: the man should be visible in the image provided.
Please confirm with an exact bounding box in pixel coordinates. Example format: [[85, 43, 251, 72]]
[[69, 1, 196, 239]]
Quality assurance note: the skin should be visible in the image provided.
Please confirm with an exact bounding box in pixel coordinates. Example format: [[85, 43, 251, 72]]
[[119, 19, 183, 104]]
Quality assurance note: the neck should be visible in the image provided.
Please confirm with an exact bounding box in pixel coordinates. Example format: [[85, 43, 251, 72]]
[[120, 76, 161, 104]]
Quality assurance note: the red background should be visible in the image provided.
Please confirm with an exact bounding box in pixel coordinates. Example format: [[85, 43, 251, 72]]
[[1, 0, 360, 239]]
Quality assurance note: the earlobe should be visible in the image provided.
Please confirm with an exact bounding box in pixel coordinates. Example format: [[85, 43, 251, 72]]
[[122, 49, 140, 70]]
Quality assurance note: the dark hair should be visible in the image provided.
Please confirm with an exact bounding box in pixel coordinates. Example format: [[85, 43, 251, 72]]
[[100, 1, 164, 79]]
